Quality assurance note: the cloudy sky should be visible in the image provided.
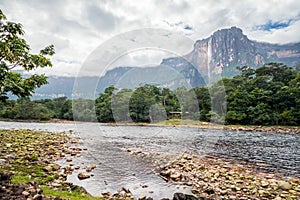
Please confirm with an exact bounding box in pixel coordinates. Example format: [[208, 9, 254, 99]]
[[1, 0, 300, 76]]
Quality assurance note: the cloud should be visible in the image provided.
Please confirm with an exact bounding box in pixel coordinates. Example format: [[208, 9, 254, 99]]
[[84, 3, 120, 32], [247, 20, 300, 44], [0, 0, 299, 76]]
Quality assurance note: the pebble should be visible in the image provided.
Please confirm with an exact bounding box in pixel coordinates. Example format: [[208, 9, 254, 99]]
[[86, 164, 97, 172], [140, 182, 148, 188], [261, 180, 269, 187], [43, 165, 52, 172], [139, 194, 147, 200], [170, 172, 181, 180], [66, 157, 72, 162], [22, 191, 30, 196]]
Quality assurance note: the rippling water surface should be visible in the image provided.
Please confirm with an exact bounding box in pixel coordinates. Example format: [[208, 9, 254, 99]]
[[0, 121, 299, 198]]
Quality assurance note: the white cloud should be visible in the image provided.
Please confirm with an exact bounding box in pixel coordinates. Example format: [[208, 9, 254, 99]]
[[0, 0, 299, 76]]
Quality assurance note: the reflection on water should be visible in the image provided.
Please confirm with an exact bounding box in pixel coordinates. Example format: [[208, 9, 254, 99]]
[[0, 121, 299, 198]]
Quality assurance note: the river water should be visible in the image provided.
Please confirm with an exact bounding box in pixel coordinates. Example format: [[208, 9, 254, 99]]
[[0, 121, 299, 199]]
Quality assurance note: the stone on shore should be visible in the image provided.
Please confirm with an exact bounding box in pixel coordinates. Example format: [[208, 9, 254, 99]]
[[77, 172, 90, 180], [278, 181, 291, 190]]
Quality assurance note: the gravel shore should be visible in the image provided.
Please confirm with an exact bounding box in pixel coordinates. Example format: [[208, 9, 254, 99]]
[[159, 154, 300, 199]]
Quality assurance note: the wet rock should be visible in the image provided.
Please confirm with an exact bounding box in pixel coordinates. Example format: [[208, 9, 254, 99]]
[[101, 190, 110, 196], [66, 157, 72, 162], [140, 182, 148, 188], [74, 165, 80, 170], [77, 172, 90, 180], [139, 194, 147, 200], [86, 164, 96, 172], [160, 169, 171, 177]]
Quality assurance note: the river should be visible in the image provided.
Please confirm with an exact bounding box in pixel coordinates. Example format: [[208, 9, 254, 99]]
[[0, 121, 299, 199]]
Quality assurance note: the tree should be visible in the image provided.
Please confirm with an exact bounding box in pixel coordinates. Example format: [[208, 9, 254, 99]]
[[95, 86, 115, 122], [10, 98, 53, 120], [161, 88, 180, 118], [129, 84, 162, 122], [111, 88, 132, 122], [193, 86, 211, 121], [0, 9, 55, 101]]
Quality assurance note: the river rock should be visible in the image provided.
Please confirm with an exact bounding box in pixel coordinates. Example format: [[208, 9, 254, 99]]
[[173, 192, 201, 200], [86, 164, 96, 172], [160, 169, 171, 177], [278, 181, 291, 190], [22, 191, 30, 197], [75, 165, 80, 170], [139, 194, 147, 200], [101, 190, 110, 196], [0, 159, 6, 165], [170, 172, 181, 180], [43, 165, 52, 172], [140, 182, 148, 188], [66, 157, 72, 162], [33, 194, 43, 200], [77, 172, 90, 180], [261, 180, 269, 187]]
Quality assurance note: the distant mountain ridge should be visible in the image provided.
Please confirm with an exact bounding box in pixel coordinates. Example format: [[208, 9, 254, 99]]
[[167, 26, 300, 82], [29, 27, 300, 99]]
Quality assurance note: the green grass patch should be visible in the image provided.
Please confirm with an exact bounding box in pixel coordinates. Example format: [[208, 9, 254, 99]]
[[41, 186, 103, 200], [11, 173, 31, 184]]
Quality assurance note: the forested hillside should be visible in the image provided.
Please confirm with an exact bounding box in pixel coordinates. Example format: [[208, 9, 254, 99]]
[[1, 63, 299, 126]]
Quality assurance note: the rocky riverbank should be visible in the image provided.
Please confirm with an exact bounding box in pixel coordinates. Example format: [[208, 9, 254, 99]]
[[159, 154, 300, 200], [105, 120, 300, 134], [0, 129, 99, 200], [1, 128, 299, 200], [156, 120, 300, 134], [1, 119, 299, 134]]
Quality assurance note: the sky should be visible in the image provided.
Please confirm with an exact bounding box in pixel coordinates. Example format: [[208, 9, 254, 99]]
[[1, 0, 300, 77]]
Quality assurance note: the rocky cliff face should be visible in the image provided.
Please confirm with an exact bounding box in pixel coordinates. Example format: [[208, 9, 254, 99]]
[[164, 27, 300, 83], [100, 28, 300, 86], [27, 27, 300, 99]]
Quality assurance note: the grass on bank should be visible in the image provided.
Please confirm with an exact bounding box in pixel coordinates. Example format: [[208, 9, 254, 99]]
[[41, 186, 102, 200]]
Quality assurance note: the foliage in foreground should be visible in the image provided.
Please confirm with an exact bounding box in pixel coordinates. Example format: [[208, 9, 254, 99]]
[[0, 9, 54, 102]]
